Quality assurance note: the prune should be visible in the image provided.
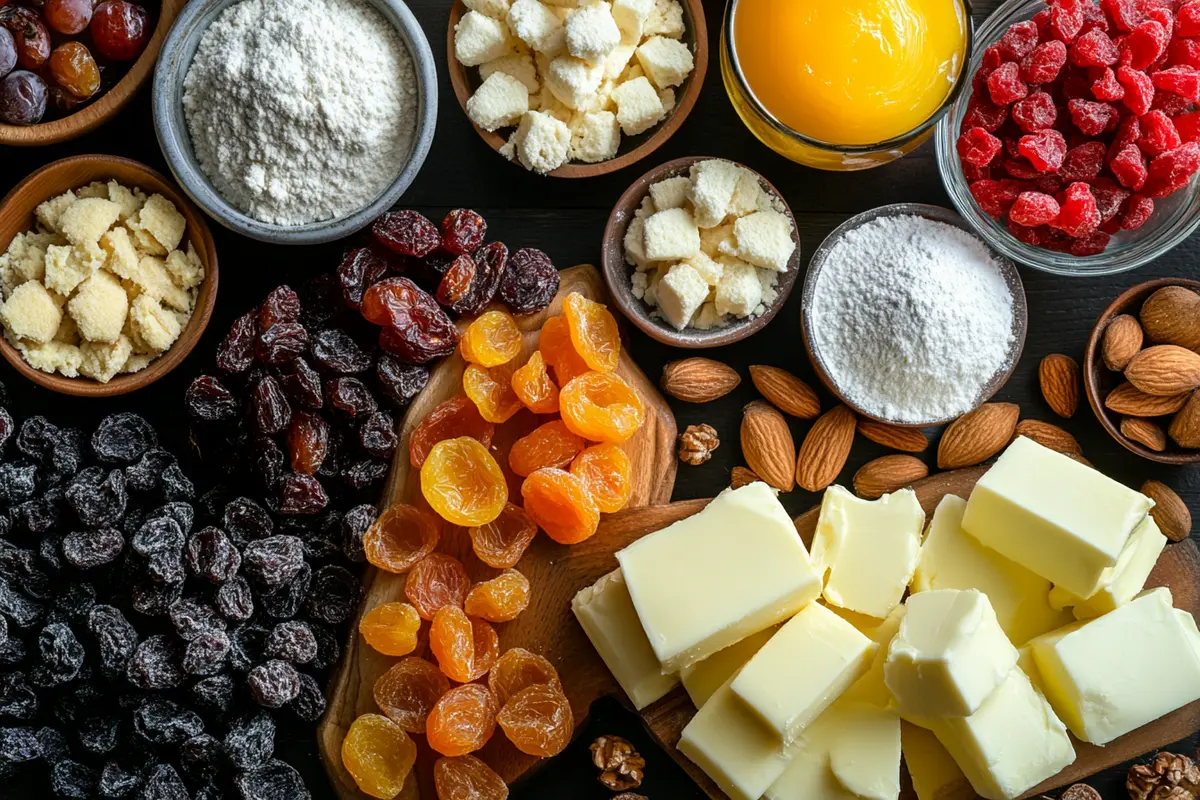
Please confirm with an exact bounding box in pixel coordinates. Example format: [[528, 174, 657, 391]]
[[132, 516, 184, 556], [358, 411, 397, 459], [453, 241, 509, 316], [0, 7, 49, 69], [257, 323, 309, 366], [373, 210, 440, 258], [376, 356, 428, 407], [216, 576, 255, 623], [499, 247, 558, 314], [133, 699, 203, 745], [0, 29, 14, 80], [252, 376, 292, 435], [186, 376, 240, 421], [311, 328, 371, 373], [278, 358, 323, 409], [126, 635, 184, 690], [48, 41, 99, 99], [0, 673, 36, 720], [248, 659, 300, 708], [263, 620, 316, 663], [224, 712, 275, 771], [0, 726, 40, 766], [326, 376, 377, 420], [234, 759, 311, 800], [338, 247, 389, 309], [192, 674, 235, 714], [307, 565, 359, 624], [287, 411, 329, 475], [223, 497, 274, 543], [31, 622, 84, 686], [180, 733, 221, 784], [342, 459, 388, 490], [0, 462, 36, 503], [341, 504, 376, 562], [90, 0, 149, 61], [258, 563, 310, 620], [278, 473, 328, 516], [186, 527, 241, 582], [99, 761, 140, 797], [51, 760, 99, 798], [243, 535, 304, 592], [66, 468, 127, 527], [291, 671, 326, 722], [87, 605, 138, 676], [259, 286, 300, 331], [124, 449, 175, 493], [183, 630, 230, 676], [217, 311, 258, 373], [139, 764, 188, 800], [168, 598, 225, 641], [93, 413, 156, 465], [78, 714, 120, 754]]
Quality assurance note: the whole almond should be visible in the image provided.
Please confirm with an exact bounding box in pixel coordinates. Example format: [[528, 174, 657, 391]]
[[749, 365, 820, 419], [938, 403, 1021, 469], [853, 455, 928, 499], [1140, 285, 1200, 352], [740, 401, 796, 492], [1143, 479, 1192, 542], [796, 405, 856, 492], [661, 358, 740, 403], [1121, 417, 1167, 452], [730, 466, 761, 489], [1169, 390, 1200, 449], [1102, 314, 1144, 372], [1104, 382, 1191, 417], [1014, 419, 1082, 456], [856, 418, 929, 453], [1124, 345, 1200, 397], [1040, 354, 1081, 418]]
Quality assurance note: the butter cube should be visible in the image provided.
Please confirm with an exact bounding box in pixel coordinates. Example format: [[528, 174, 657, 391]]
[[617, 482, 823, 673], [455, 10, 513, 66], [1048, 515, 1167, 620], [545, 56, 605, 109], [732, 209, 796, 271], [811, 486, 925, 619], [106, 181, 145, 222], [569, 111, 621, 163], [611, 76, 665, 135], [680, 625, 778, 709], [648, 175, 691, 210], [642, 207, 699, 261], [656, 263, 707, 330], [962, 436, 1154, 598], [714, 259, 762, 318], [612, 0, 653, 42], [467, 72, 529, 131], [463, 0, 511, 19], [841, 605, 905, 708], [566, 2, 620, 59], [507, 0, 565, 55], [1, 281, 62, 344], [513, 111, 571, 174], [901, 722, 972, 800], [572, 569, 679, 710], [68, 270, 128, 344], [1031, 587, 1200, 745], [480, 50, 539, 93], [688, 159, 743, 228], [635, 36, 693, 88]]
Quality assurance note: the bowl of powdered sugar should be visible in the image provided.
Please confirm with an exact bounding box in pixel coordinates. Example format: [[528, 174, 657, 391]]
[[802, 204, 1027, 427], [151, 0, 437, 244]]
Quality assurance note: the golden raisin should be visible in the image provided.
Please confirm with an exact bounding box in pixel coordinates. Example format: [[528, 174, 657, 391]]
[[508, 419, 585, 478], [410, 395, 495, 469], [488, 648, 562, 707], [521, 468, 600, 544], [539, 315, 590, 386], [374, 657, 451, 734], [426, 683, 498, 757], [570, 444, 633, 513], [469, 503, 539, 568], [465, 569, 530, 623], [464, 363, 524, 424], [461, 310, 523, 367], [511, 351, 560, 414], [497, 684, 574, 757], [433, 755, 509, 800], [431, 605, 476, 683], [420, 437, 508, 527], [341, 713, 417, 799], [358, 602, 422, 657], [563, 292, 620, 372], [560, 371, 645, 444], [405, 553, 471, 620], [364, 504, 441, 574]]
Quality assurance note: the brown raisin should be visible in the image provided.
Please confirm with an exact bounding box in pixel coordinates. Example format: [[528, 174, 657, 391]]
[[373, 211, 440, 258], [259, 286, 300, 332], [378, 323, 458, 365], [216, 311, 258, 373], [278, 359, 323, 409], [441, 209, 487, 255], [337, 248, 389, 309], [287, 411, 329, 474], [435, 255, 476, 309], [376, 357, 429, 407], [326, 377, 378, 420], [185, 376, 239, 421], [257, 323, 308, 366], [252, 376, 292, 435], [454, 241, 509, 316], [499, 248, 559, 314], [278, 473, 328, 516]]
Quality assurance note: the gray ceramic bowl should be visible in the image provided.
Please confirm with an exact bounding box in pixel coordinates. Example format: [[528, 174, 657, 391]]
[[151, 0, 437, 245]]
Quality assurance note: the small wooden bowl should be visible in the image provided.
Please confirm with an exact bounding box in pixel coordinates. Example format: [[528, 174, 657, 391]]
[[1084, 278, 1200, 465], [0, 155, 218, 397], [446, 0, 707, 178], [600, 155, 802, 348], [0, 0, 185, 146]]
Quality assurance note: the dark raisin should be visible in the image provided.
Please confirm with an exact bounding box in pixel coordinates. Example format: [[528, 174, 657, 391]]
[[340, 504, 376, 563], [223, 712, 275, 771], [217, 310, 259, 373], [286, 411, 329, 475], [310, 328, 371, 374], [234, 758, 311, 800], [435, 254, 476, 308], [451, 241, 508, 316], [325, 377, 377, 420], [87, 605, 138, 677], [0, 673, 36, 720], [299, 272, 344, 329], [377, 313, 459, 365], [139, 764, 189, 800], [375, 357, 428, 407], [499, 247, 559, 314], [337, 247, 389, 309], [131, 516, 185, 557], [15, 416, 57, 460], [257, 323, 308, 366], [16, 491, 60, 534], [441, 208, 487, 255], [247, 659, 300, 708], [258, 286, 300, 332], [290, 672, 326, 723], [180, 733, 221, 784], [146, 548, 186, 585], [186, 376, 240, 421], [358, 411, 396, 459], [124, 448, 175, 493], [263, 620, 316, 663], [407, 250, 455, 292], [252, 376, 292, 436], [168, 597, 225, 641], [133, 699, 203, 745], [66, 467, 127, 527], [0, 462, 37, 504], [156, 501, 194, 534], [0, 407, 12, 456], [186, 527, 240, 583], [215, 576, 254, 623], [43, 428, 84, 486], [307, 565, 359, 624], [51, 581, 95, 624], [191, 674, 235, 714], [372, 210, 440, 257], [228, 623, 268, 674], [308, 622, 339, 670], [36, 725, 69, 761], [0, 577, 45, 629], [342, 459, 388, 491], [243, 535, 304, 592], [125, 635, 184, 690], [258, 563, 310, 620], [223, 497, 274, 543], [277, 473, 329, 516], [131, 579, 183, 618], [30, 622, 84, 686], [160, 464, 194, 502], [99, 761, 141, 798], [277, 358, 323, 409], [78, 713, 120, 754], [252, 437, 285, 490], [50, 759, 99, 798], [183, 630, 230, 676], [92, 413, 156, 465], [0, 725, 40, 766]]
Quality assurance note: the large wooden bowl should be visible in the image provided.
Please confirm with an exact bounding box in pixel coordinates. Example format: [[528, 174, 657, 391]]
[[0, 0, 185, 146], [446, 0, 707, 178], [0, 154, 218, 397]]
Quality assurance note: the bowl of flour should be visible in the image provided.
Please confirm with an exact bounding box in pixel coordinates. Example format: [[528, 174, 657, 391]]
[[151, 0, 437, 244], [802, 204, 1027, 427]]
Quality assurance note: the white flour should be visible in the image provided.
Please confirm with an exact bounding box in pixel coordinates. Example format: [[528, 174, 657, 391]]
[[810, 215, 1015, 423], [182, 0, 417, 226]]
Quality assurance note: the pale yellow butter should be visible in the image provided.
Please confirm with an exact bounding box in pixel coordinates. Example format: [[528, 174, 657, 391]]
[[901, 722, 971, 800], [1048, 515, 1167, 621], [680, 624, 778, 709]]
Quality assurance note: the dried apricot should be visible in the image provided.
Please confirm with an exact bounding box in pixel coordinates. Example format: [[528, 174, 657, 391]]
[[570, 444, 633, 513], [538, 316, 589, 386], [465, 569, 530, 623], [563, 293, 620, 372], [431, 605, 476, 683], [469, 503, 539, 568], [463, 363, 524, 424], [341, 713, 417, 799], [420, 438, 508, 527], [469, 615, 500, 681], [410, 396, 495, 469], [359, 602, 422, 657], [559, 372, 645, 444], [426, 683, 498, 757], [521, 468, 600, 544], [364, 504, 441, 574], [374, 657, 451, 734], [405, 552, 471, 620], [461, 310, 522, 368], [488, 648, 562, 707], [508, 420, 585, 478], [496, 684, 573, 757], [511, 351, 560, 414], [433, 755, 509, 800]]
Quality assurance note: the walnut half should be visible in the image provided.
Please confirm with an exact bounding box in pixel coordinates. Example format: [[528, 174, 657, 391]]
[[678, 423, 719, 465], [591, 734, 646, 791], [1128, 752, 1200, 800]]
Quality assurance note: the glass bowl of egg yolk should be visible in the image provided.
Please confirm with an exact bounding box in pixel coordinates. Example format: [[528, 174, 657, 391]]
[[721, 0, 973, 170]]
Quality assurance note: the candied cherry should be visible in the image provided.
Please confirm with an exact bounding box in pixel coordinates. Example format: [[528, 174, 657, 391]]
[[342, 714, 418, 800], [1017, 129, 1068, 172], [405, 553, 471, 620], [986, 62, 1029, 106], [539, 315, 590, 386], [409, 395, 495, 469], [496, 684, 573, 757], [434, 755, 509, 800], [469, 503, 539, 569], [1151, 66, 1200, 102], [461, 310, 522, 368], [1070, 28, 1119, 67], [465, 570, 530, 623], [1125, 19, 1168, 70], [511, 351, 560, 414], [560, 371, 645, 443], [1117, 65, 1155, 116], [509, 420, 585, 478], [1022, 40, 1068, 84], [563, 293, 620, 372], [374, 657, 451, 734], [363, 504, 442, 574], [44, 0, 93, 35], [426, 683, 498, 757], [1120, 194, 1155, 228], [1144, 141, 1200, 197], [489, 648, 562, 707], [521, 468, 600, 545], [463, 363, 524, 424], [1052, 182, 1102, 237], [1009, 192, 1062, 227], [957, 127, 1003, 165], [90, 0, 149, 62], [420, 437, 508, 527], [570, 443, 633, 513], [358, 602, 421, 657]]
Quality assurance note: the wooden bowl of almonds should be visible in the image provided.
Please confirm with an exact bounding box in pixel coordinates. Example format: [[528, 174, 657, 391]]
[[1084, 277, 1200, 465]]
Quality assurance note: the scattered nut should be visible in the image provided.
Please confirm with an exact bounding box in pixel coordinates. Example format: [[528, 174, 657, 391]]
[[1059, 783, 1102, 800], [730, 466, 761, 489], [678, 424, 719, 466], [661, 358, 741, 403], [1104, 313, 1146, 371], [1127, 751, 1200, 800], [1143, 480, 1192, 543], [1121, 417, 1168, 452], [1040, 354, 1081, 418], [591, 735, 645, 791]]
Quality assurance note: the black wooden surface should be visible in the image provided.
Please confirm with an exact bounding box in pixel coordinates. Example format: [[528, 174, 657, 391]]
[[2, 0, 1198, 796]]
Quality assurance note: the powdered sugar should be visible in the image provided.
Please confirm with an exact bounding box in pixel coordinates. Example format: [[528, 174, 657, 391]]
[[183, 0, 417, 226], [809, 215, 1015, 423]]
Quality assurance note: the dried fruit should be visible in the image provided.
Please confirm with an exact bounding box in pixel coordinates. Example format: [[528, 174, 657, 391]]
[[489, 648, 562, 706], [464, 363, 524, 424], [363, 504, 441, 574], [430, 605, 479, 683], [434, 755, 510, 800], [570, 443, 632, 513], [564, 293, 621, 372], [341, 713, 417, 799], [740, 400, 795, 492], [509, 420, 586, 477], [511, 351, 560, 414], [795, 405, 857, 493], [1103, 314, 1145, 371], [1143, 480, 1192, 541], [957, 126, 1003, 165], [560, 371, 645, 443], [852, 455, 928, 499], [677, 423, 719, 465], [405, 553, 471, 620], [469, 503, 539, 568], [420, 437, 508, 526], [660, 358, 742, 403], [358, 602, 421, 657], [521, 468, 600, 544], [937, 403, 1022, 469], [442, 209, 487, 255], [374, 657, 451, 733], [409, 396, 495, 469], [426, 683, 498, 756], [498, 247, 558, 315], [1121, 416, 1168, 451], [540, 315, 590, 386], [496, 684, 573, 756], [465, 569, 531, 622], [856, 419, 929, 452], [461, 310, 523, 367], [1014, 419, 1082, 455], [1040, 354, 1082, 418], [373, 211, 441, 258]]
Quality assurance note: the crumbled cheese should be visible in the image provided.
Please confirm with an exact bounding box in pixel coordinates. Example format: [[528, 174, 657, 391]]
[[700, 222, 735, 257], [102, 227, 141, 280], [546, 56, 605, 109], [611, 75, 664, 134], [643, 207, 700, 261], [630, 269, 648, 299], [688, 159, 743, 228], [681, 251, 723, 286], [468, 71, 530, 131], [635, 36, 693, 88], [728, 167, 769, 217], [455, 10, 514, 66], [604, 42, 637, 79], [130, 294, 183, 353], [623, 217, 655, 270], [643, 264, 663, 305], [635, 195, 657, 219], [649, 176, 691, 210], [76, 182, 110, 200], [731, 209, 797, 271], [17, 338, 83, 378], [658, 86, 675, 113], [569, 111, 621, 162], [0, 232, 52, 293], [612, 0, 654, 42], [513, 111, 572, 173], [106, 181, 146, 222], [68, 270, 129, 344], [0, 281, 62, 343], [44, 244, 101, 297], [714, 258, 763, 317], [644, 0, 685, 38], [480, 51, 540, 92], [656, 262, 708, 329], [79, 335, 133, 384], [126, 222, 168, 257], [566, 2, 621, 59], [129, 256, 193, 312], [134, 195, 187, 253], [35, 191, 77, 234], [508, 0, 565, 55], [691, 302, 727, 330], [464, 0, 511, 19], [165, 246, 205, 290], [121, 352, 155, 375], [60, 198, 122, 248]]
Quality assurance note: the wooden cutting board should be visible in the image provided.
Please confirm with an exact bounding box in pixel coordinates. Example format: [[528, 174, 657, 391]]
[[316, 264, 679, 799]]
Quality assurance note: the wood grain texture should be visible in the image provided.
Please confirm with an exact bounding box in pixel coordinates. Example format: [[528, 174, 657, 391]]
[[317, 264, 678, 799]]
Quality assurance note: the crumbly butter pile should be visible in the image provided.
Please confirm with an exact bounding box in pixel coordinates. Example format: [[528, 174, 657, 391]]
[[0, 182, 203, 383]]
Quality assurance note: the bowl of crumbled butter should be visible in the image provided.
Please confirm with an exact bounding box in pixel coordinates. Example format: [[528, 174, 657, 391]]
[[0, 155, 218, 396]]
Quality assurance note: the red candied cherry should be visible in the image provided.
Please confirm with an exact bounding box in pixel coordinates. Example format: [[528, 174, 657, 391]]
[[1069, 231, 1112, 255], [1151, 67, 1200, 103], [982, 44, 1005, 71], [1151, 90, 1193, 117], [1022, 41, 1068, 84], [1091, 67, 1125, 101], [1143, 142, 1200, 197], [1067, 98, 1119, 135], [1175, 111, 1200, 143], [1081, 2, 1111, 36], [1145, 7, 1174, 42], [1061, 141, 1108, 181], [1008, 218, 1050, 245], [1052, 182, 1102, 237], [1111, 145, 1149, 189], [1101, 0, 1146, 33], [1035, 173, 1066, 196], [1071, 28, 1120, 68], [987, 62, 1029, 106], [1119, 194, 1155, 229], [999, 20, 1040, 62], [1018, 129, 1068, 173], [957, 127, 1003, 167], [1168, 39, 1200, 71], [1138, 110, 1182, 157], [1090, 178, 1132, 222], [1122, 20, 1168, 70], [1050, 0, 1086, 42], [1116, 66, 1155, 115], [90, 1, 150, 62], [1010, 191, 1062, 226], [969, 178, 1027, 217], [1004, 158, 1044, 180], [962, 95, 1009, 133], [1178, 1, 1200, 37], [1109, 115, 1142, 158], [1012, 92, 1058, 133]]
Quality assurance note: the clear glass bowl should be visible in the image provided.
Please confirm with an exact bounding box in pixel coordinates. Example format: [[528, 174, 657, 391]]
[[934, 0, 1200, 276]]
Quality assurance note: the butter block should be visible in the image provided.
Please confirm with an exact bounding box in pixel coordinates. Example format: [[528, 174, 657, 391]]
[[913, 495, 1072, 645], [617, 482, 822, 673], [901, 722, 971, 800], [1030, 587, 1200, 745], [885, 589, 1018, 719], [1048, 515, 1167, 621], [840, 606, 905, 709], [731, 602, 876, 744], [571, 569, 678, 710], [680, 625, 777, 709], [961, 437, 1153, 598], [811, 486, 925, 619]]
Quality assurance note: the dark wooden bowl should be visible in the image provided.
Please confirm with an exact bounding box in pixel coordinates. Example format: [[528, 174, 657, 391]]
[[446, 0, 707, 178], [1084, 278, 1200, 466], [0, 0, 185, 146], [600, 155, 802, 348], [0, 154, 218, 397]]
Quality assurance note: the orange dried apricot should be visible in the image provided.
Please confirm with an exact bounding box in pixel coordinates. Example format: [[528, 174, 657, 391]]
[[488, 648, 562, 707], [433, 755, 509, 800], [559, 371, 645, 444], [563, 292, 620, 372], [570, 444, 633, 513], [521, 468, 600, 545], [508, 420, 585, 478], [341, 713, 417, 799], [410, 395, 495, 469], [511, 351, 560, 414], [469, 503, 539, 569], [420, 437, 508, 527], [464, 569, 530, 623], [461, 310, 522, 368], [374, 657, 451, 734], [538, 315, 589, 386], [431, 605, 476, 683], [469, 615, 500, 681], [496, 684, 574, 757], [364, 504, 441, 574], [463, 363, 523, 424], [426, 683, 498, 757], [358, 602, 422, 657], [405, 553, 471, 620]]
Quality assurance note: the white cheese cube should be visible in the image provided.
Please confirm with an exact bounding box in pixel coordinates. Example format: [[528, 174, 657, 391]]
[[480, 51, 540, 93], [68, 270, 128, 344], [566, 2, 621, 59], [513, 111, 571, 174], [635, 36, 693, 88], [463, 0, 511, 19], [604, 42, 637, 79], [656, 263, 707, 330], [507, 0, 565, 55], [611, 75, 664, 135], [467, 72, 529, 131], [643, 207, 700, 261], [681, 251, 722, 286], [729, 167, 770, 217], [568, 111, 621, 163], [17, 339, 82, 378], [454, 10, 513, 66], [611, 0, 653, 42], [121, 352, 154, 375], [648, 175, 691, 210], [714, 258, 762, 318], [733, 209, 796, 271], [691, 302, 727, 330], [644, 0, 685, 38], [623, 217, 657, 270], [700, 223, 735, 258], [0, 281, 61, 344], [60, 198, 121, 249], [689, 159, 743, 228], [545, 55, 605, 110], [78, 335, 133, 384]]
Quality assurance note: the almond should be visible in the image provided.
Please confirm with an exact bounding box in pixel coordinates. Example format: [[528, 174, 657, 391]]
[[1014, 419, 1082, 456], [937, 403, 1021, 469], [1169, 390, 1200, 449], [1039, 354, 1081, 418], [1101, 314, 1144, 372], [740, 401, 796, 492], [1140, 285, 1200, 352], [749, 365, 821, 419], [853, 455, 928, 500], [1120, 417, 1167, 452], [856, 418, 929, 453], [1104, 382, 1190, 417], [1124, 345, 1200, 397], [1143, 479, 1192, 542], [796, 405, 856, 492], [730, 466, 761, 489], [661, 358, 741, 403]]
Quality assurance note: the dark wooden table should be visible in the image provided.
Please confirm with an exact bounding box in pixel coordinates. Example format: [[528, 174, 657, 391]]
[[3, 0, 1197, 797]]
